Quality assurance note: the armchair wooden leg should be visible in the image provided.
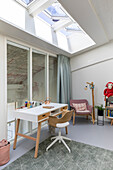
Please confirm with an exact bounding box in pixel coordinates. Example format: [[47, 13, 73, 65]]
[[86, 115, 88, 120], [73, 111, 75, 125], [92, 113, 94, 125]]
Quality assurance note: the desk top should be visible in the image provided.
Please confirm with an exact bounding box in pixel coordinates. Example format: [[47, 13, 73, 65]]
[[14, 103, 68, 122]]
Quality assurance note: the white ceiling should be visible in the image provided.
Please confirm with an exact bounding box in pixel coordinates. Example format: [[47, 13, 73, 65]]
[[0, 0, 113, 57]]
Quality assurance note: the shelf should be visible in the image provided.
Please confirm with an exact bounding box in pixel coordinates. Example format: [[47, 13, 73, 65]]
[[106, 116, 113, 119], [106, 106, 113, 109]]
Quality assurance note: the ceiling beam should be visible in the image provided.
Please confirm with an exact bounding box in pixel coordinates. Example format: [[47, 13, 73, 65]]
[[52, 18, 73, 31], [28, 0, 56, 17]]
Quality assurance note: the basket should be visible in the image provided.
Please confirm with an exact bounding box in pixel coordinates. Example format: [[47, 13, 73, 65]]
[[0, 142, 10, 166]]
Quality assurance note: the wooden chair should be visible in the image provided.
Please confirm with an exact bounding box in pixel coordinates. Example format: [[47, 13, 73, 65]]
[[46, 110, 73, 153]]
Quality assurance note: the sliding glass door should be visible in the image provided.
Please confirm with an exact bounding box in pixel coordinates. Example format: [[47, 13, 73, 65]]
[[32, 50, 46, 102], [32, 50, 46, 129], [49, 56, 57, 102], [7, 42, 30, 140]]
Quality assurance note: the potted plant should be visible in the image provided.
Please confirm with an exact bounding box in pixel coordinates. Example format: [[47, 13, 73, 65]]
[[95, 104, 105, 125], [95, 104, 105, 116]]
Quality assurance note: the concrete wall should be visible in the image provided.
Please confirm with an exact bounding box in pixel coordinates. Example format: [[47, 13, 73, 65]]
[[0, 35, 7, 140], [70, 41, 113, 109]]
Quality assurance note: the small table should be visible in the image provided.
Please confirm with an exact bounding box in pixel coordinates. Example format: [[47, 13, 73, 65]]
[[13, 103, 74, 158]]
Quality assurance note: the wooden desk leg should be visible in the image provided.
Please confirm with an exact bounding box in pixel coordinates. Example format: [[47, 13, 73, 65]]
[[13, 119, 20, 150], [65, 126, 68, 134], [73, 111, 75, 125], [34, 122, 41, 158]]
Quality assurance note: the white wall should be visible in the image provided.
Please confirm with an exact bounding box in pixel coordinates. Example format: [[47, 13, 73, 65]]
[[70, 41, 113, 108], [0, 35, 7, 140]]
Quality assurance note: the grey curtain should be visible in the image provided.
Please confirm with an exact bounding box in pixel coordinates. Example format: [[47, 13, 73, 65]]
[[57, 55, 71, 107]]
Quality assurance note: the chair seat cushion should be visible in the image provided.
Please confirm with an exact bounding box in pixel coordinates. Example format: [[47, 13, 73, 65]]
[[76, 110, 90, 114], [56, 122, 69, 128], [72, 103, 87, 111]]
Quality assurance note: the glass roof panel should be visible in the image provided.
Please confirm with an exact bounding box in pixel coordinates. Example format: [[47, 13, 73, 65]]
[[20, 0, 33, 5], [60, 29, 71, 36], [66, 23, 81, 31], [45, 2, 67, 17], [38, 12, 59, 25]]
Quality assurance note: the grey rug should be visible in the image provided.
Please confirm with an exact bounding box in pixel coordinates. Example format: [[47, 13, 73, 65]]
[[3, 137, 113, 170]]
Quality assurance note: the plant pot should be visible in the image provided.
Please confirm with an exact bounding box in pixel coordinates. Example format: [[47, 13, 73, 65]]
[[98, 109, 104, 116], [97, 109, 104, 126]]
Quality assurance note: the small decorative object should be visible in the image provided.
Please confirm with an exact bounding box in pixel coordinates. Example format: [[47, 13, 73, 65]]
[[104, 82, 113, 98], [35, 102, 38, 107], [84, 85, 88, 90], [95, 105, 105, 126], [27, 101, 31, 108], [32, 102, 34, 107], [25, 101, 28, 107], [44, 97, 51, 104], [41, 97, 51, 105]]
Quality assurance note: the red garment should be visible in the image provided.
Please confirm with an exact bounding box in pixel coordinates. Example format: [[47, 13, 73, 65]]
[[104, 82, 113, 98]]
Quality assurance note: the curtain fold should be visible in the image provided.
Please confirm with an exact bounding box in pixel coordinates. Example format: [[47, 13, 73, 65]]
[[57, 55, 71, 107]]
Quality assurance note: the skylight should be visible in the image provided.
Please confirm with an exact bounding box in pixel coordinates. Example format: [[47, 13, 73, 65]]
[[45, 2, 67, 18], [66, 23, 81, 32], [38, 12, 59, 26], [38, 1, 68, 26], [36, 0, 95, 53], [21, 0, 33, 5], [38, 1, 81, 36]]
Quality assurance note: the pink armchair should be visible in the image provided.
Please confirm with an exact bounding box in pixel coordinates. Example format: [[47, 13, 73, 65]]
[[70, 99, 94, 125]]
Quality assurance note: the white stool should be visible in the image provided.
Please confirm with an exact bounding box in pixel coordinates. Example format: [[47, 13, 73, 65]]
[[46, 122, 71, 153]]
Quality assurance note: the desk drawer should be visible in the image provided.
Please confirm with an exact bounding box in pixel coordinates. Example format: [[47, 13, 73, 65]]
[[38, 112, 50, 121], [60, 106, 68, 111]]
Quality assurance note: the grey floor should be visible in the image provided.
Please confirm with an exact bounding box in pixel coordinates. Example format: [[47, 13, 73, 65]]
[[1, 117, 113, 169]]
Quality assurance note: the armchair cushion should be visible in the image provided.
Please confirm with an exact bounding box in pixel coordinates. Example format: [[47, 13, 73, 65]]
[[72, 103, 87, 112], [76, 110, 90, 115]]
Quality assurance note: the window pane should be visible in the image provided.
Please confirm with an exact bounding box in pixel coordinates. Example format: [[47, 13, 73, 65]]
[[32, 51, 46, 102], [7, 43, 29, 107], [20, 0, 33, 5], [7, 43, 30, 139], [45, 2, 67, 17], [49, 56, 57, 102]]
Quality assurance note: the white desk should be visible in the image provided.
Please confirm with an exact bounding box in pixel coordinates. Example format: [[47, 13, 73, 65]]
[[13, 103, 68, 158]]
